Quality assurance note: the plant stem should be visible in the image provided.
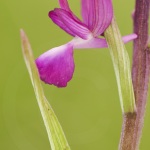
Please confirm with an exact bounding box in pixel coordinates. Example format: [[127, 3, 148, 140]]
[[104, 18, 136, 113], [119, 112, 136, 150], [131, 0, 150, 149], [104, 17, 137, 149], [119, 1, 150, 149]]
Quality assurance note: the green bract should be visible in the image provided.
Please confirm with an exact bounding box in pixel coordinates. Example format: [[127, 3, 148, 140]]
[[21, 30, 70, 150], [104, 18, 136, 113]]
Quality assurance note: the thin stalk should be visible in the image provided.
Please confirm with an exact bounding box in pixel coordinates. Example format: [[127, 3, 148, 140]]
[[119, 112, 136, 150], [132, 0, 150, 149], [118, 0, 150, 149], [119, 113, 136, 150]]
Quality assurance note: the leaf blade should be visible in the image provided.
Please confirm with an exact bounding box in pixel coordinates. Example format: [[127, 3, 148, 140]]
[[20, 29, 70, 150]]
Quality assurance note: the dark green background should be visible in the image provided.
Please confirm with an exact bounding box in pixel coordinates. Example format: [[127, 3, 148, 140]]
[[0, 0, 150, 149]]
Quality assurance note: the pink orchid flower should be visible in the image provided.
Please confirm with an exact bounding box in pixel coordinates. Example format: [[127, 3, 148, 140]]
[[36, 0, 137, 87]]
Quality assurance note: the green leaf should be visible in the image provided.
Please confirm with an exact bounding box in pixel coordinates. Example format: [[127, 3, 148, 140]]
[[104, 18, 136, 113], [20, 29, 71, 150]]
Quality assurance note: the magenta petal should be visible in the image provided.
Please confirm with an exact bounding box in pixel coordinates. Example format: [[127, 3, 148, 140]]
[[74, 34, 137, 49], [74, 37, 107, 49], [81, 0, 113, 36], [54, 8, 90, 39], [35, 43, 75, 87], [81, 0, 89, 26], [58, 0, 83, 23], [49, 11, 75, 37], [58, 0, 70, 11], [122, 34, 137, 43]]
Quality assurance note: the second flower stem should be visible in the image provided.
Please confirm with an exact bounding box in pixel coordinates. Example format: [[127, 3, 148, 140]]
[[131, 0, 150, 149], [104, 18, 136, 149]]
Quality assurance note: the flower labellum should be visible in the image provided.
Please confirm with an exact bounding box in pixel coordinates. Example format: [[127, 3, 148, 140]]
[[36, 0, 137, 87], [36, 43, 74, 87]]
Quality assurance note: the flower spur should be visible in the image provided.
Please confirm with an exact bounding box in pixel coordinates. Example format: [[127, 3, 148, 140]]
[[36, 0, 137, 87]]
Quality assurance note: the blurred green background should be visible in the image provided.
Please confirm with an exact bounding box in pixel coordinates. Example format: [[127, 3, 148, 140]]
[[0, 0, 150, 149]]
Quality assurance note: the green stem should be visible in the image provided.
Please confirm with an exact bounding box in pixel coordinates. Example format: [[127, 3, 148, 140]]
[[104, 18, 136, 150], [104, 18, 136, 113]]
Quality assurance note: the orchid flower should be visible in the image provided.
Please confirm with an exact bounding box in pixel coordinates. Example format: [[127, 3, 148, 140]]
[[36, 0, 137, 87]]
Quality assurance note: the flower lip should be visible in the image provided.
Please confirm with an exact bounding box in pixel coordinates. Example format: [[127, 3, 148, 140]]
[[35, 43, 75, 87]]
